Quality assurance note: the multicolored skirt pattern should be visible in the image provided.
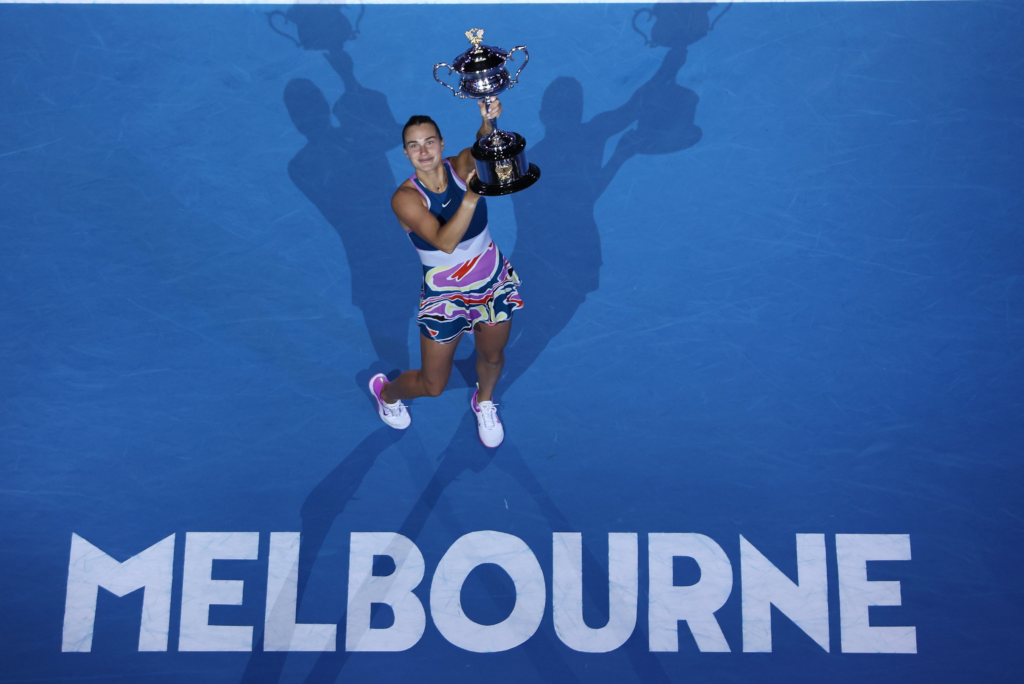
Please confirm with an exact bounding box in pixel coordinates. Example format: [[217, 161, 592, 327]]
[[417, 242, 523, 344]]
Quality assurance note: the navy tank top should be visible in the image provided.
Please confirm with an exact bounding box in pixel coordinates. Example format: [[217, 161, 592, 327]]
[[408, 160, 488, 252]]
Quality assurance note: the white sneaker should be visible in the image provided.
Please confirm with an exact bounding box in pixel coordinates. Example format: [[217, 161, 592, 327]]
[[369, 373, 410, 429], [471, 388, 504, 448]]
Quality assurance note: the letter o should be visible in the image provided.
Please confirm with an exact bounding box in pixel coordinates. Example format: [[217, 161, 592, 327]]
[[430, 531, 545, 652]]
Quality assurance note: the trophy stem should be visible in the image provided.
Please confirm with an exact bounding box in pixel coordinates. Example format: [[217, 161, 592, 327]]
[[484, 95, 501, 138]]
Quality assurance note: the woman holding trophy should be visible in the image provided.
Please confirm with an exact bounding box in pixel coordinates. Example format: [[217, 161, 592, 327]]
[[367, 99, 522, 448], [368, 29, 540, 447]]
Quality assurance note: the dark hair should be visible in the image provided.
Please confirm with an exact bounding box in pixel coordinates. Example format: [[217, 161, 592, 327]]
[[402, 115, 442, 145]]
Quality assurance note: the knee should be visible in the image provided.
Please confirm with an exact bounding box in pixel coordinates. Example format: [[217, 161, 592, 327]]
[[421, 377, 447, 398], [478, 349, 505, 366]]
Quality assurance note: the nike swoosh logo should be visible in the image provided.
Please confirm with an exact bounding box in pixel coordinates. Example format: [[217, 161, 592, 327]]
[[442, 199, 452, 207]]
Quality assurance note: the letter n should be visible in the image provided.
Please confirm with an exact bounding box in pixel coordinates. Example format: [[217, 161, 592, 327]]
[[61, 533, 176, 652], [740, 534, 829, 652]]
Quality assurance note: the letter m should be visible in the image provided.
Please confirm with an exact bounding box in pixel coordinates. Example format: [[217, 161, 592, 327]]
[[62, 533, 175, 652]]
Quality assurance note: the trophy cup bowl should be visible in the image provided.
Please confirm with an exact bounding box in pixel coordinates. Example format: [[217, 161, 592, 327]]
[[433, 28, 540, 196]]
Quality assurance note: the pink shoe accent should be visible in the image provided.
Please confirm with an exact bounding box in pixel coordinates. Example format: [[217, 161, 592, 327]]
[[370, 373, 410, 429], [371, 374, 388, 404]]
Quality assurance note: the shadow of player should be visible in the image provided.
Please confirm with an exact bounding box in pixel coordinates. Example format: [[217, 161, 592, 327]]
[[280, 4, 418, 374], [237, 7, 420, 683]]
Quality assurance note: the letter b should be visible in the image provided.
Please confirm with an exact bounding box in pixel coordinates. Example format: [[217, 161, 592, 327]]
[[346, 533, 426, 651]]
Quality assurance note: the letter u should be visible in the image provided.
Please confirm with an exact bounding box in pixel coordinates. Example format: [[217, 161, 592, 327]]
[[552, 533, 638, 653]]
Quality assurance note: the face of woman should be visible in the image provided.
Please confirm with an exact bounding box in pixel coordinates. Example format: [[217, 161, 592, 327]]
[[403, 123, 445, 172]]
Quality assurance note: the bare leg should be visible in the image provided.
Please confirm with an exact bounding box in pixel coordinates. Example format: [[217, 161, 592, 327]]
[[382, 332, 461, 402], [473, 320, 512, 402]]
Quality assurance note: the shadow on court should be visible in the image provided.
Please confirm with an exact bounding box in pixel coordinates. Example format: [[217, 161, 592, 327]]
[[280, 4, 418, 374], [241, 4, 720, 683]]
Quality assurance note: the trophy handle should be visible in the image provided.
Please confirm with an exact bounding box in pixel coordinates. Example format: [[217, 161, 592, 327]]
[[506, 46, 530, 88], [632, 7, 655, 47], [349, 3, 365, 38], [267, 10, 302, 48], [709, 1, 734, 31], [433, 62, 467, 98]]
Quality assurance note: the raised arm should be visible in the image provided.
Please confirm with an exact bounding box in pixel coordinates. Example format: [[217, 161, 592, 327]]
[[587, 96, 640, 143], [587, 48, 687, 143], [451, 99, 502, 181], [392, 177, 481, 254]]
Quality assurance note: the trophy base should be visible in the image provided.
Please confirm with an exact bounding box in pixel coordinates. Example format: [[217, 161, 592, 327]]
[[470, 132, 541, 196], [469, 164, 541, 196]]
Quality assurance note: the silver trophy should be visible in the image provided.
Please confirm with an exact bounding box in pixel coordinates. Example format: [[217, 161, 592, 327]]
[[433, 28, 541, 196]]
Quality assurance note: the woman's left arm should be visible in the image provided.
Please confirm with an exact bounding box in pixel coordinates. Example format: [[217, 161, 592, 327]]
[[453, 99, 502, 179]]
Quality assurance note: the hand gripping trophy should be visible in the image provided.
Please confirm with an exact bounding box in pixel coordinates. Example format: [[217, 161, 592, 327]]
[[433, 28, 541, 196]]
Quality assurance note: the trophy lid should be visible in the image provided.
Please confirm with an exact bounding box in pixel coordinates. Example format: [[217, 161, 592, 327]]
[[451, 28, 508, 73]]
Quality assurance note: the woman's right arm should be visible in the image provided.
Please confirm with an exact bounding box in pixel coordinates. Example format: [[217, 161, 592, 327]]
[[391, 175, 481, 254]]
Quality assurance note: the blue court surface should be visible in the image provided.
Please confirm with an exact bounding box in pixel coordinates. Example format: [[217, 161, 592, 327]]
[[2, 1, 1023, 682]]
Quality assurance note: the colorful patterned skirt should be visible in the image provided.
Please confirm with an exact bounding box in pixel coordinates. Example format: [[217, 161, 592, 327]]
[[417, 242, 523, 344]]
